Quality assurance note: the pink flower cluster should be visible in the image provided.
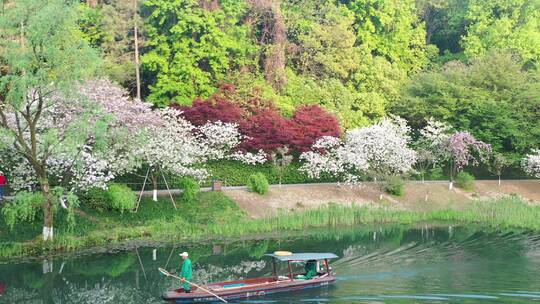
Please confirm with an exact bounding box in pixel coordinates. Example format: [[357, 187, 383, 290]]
[[448, 131, 492, 170]]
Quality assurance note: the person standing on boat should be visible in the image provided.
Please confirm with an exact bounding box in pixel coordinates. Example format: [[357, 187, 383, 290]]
[[179, 252, 193, 293]]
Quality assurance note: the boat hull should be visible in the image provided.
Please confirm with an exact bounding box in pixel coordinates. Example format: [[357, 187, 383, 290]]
[[162, 275, 335, 303]]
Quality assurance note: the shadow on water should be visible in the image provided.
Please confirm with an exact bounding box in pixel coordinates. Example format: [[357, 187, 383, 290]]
[[1, 224, 540, 303]]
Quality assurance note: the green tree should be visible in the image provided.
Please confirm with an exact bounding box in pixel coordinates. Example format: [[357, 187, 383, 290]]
[[286, 1, 360, 81], [392, 52, 540, 159], [462, 0, 540, 65], [142, 0, 257, 106], [78, 0, 144, 97], [346, 0, 435, 73], [0, 0, 99, 240], [416, 0, 469, 54]]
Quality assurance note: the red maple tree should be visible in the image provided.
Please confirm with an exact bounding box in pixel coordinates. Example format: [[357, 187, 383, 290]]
[[170, 86, 243, 126], [171, 86, 342, 155], [289, 105, 341, 152], [238, 108, 294, 153]]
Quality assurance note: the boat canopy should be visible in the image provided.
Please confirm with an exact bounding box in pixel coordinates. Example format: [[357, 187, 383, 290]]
[[264, 252, 338, 262]]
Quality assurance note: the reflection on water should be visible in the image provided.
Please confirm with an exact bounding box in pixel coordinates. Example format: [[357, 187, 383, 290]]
[[1, 225, 540, 303]]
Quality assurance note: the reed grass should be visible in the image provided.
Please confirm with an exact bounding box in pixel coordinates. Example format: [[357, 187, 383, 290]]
[[1, 194, 539, 259]]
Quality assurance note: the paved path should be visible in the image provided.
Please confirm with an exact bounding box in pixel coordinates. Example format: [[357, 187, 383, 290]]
[[1, 179, 537, 200], [138, 179, 536, 196]]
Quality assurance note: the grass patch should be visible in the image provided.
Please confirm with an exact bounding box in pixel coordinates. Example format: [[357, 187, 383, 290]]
[[1, 194, 539, 259]]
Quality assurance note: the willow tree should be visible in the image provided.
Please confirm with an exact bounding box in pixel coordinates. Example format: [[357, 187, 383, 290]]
[[0, 0, 99, 240]]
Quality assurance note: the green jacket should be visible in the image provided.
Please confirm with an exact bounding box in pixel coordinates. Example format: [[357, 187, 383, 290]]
[[304, 260, 317, 279], [180, 258, 192, 291], [181, 258, 192, 280]]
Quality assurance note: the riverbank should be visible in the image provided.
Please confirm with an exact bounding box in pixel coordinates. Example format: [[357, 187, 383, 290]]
[[1, 188, 540, 260], [226, 180, 540, 217]]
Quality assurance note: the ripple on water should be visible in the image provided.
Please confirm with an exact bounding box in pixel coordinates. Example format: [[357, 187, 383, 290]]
[[1, 225, 540, 303]]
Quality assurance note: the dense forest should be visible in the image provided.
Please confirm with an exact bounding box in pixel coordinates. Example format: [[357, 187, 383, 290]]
[[79, 0, 539, 160]]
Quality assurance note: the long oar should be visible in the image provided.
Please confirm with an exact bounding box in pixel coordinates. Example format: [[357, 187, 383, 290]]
[[158, 268, 228, 303]]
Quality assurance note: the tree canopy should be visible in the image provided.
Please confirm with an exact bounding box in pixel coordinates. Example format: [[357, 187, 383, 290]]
[[391, 52, 540, 160]]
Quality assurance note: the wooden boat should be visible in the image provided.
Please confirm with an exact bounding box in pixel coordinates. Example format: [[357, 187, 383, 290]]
[[162, 252, 338, 303]]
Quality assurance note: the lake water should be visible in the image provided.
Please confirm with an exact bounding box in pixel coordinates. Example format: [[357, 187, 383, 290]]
[[1, 225, 540, 303]]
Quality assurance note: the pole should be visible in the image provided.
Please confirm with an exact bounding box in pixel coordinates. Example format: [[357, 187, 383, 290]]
[[159, 166, 177, 209], [158, 268, 228, 303], [135, 167, 150, 212], [287, 262, 293, 280], [133, 0, 141, 100], [136, 247, 147, 280]]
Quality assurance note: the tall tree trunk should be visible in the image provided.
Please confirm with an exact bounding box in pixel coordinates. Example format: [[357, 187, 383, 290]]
[[449, 163, 454, 190], [250, 0, 287, 90], [40, 177, 54, 241], [133, 0, 141, 100]]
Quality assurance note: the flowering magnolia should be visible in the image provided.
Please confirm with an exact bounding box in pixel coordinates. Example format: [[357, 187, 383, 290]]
[[417, 119, 491, 188], [137, 108, 209, 180], [419, 118, 452, 164], [300, 117, 416, 184], [349, 116, 417, 177], [448, 132, 491, 171], [80, 79, 160, 130], [413, 118, 452, 183], [0, 79, 154, 192], [137, 108, 266, 181], [300, 136, 358, 182], [522, 149, 540, 178]]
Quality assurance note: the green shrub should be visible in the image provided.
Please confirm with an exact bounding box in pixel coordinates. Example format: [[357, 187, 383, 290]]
[[455, 172, 475, 190], [384, 176, 405, 196], [79, 188, 110, 212], [428, 167, 445, 180], [178, 177, 200, 203], [247, 173, 269, 195], [80, 183, 136, 213], [107, 183, 137, 213], [1, 191, 44, 229], [205, 160, 337, 186]]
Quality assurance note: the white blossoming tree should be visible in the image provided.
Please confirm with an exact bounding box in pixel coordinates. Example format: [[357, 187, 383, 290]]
[[522, 149, 540, 179], [0, 0, 114, 240], [0, 78, 159, 240], [300, 117, 417, 199], [414, 118, 452, 183], [350, 117, 417, 198], [134, 107, 266, 204]]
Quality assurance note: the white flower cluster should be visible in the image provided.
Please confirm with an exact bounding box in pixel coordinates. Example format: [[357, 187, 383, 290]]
[[300, 117, 417, 183], [230, 150, 268, 165], [48, 146, 114, 191], [419, 118, 452, 164], [522, 149, 540, 178], [135, 108, 266, 181], [0, 79, 265, 193]]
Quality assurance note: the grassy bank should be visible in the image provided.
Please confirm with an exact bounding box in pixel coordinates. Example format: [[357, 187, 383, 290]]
[[1, 193, 539, 259]]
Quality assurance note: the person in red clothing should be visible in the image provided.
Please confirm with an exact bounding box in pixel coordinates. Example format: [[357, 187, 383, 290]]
[[0, 171, 7, 201]]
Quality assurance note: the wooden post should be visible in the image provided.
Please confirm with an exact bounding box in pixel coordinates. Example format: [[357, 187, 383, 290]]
[[159, 166, 177, 210], [212, 179, 222, 191], [288, 262, 293, 280], [324, 259, 329, 274], [272, 259, 277, 278], [135, 167, 150, 212]]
